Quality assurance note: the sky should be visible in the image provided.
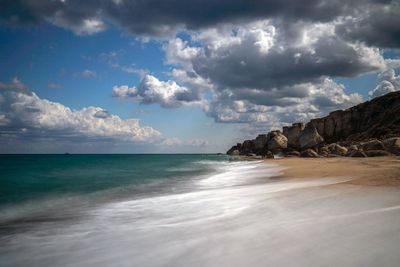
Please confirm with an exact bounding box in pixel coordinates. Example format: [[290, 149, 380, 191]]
[[0, 0, 399, 153]]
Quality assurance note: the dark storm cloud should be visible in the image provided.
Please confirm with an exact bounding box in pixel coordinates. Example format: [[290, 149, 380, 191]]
[[0, 0, 395, 43], [335, 1, 400, 48], [1, 0, 399, 47], [193, 35, 383, 90], [0, 0, 347, 28]]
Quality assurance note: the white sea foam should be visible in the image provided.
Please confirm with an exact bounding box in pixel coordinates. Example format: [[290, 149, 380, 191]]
[[1, 161, 400, 267]]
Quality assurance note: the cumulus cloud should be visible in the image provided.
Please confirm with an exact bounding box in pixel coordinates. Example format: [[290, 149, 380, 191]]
[[0, 78, 161, 143], [3, 0, 399, 139], [157, 20, 371, 132], [107, 18, 379, 135], [166, 21, 386, 93], [369, 69, 400, 98], [113, 74, 203, 108], [204, 78, 363, 135]]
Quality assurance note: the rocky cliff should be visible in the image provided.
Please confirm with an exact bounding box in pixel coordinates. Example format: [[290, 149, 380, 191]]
[[310, 91, 400, 143], [227, 91, 400, 158]]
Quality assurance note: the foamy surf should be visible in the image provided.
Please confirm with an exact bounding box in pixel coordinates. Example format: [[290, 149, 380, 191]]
[[1, 157, 400, 267]]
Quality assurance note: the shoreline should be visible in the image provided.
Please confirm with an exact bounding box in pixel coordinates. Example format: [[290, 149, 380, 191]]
[[270, 156, 400, 186]]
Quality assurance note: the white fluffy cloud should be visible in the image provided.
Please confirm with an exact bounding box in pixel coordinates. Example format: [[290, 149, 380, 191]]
[[0, 78, 161, 143], [166, 20, 386, 92], [109, 19, 380, 136], [113, 74, 203, 108], [369, 69, 400, 98], [155, 20, 371, 134]]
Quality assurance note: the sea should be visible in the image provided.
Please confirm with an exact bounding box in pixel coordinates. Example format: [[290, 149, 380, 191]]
[[1, 154, 400, 267]]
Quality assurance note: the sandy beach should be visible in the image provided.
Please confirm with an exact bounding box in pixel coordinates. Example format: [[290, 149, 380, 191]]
[[273, 156, 400, 186]]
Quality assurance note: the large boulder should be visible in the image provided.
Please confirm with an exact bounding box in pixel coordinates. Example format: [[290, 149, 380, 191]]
[[361, 140, 385, 151], [283, 123, 305, 149], [267, 130, 288, 151], [254, 134, 268, 153], [382, 137, 400, 155], [347, 144, 359, 152], [240, 140, 255, 155], [299, 124, 324, 149], [265, 151, 274, 159], [327, 143, 348, 156], [365, 150, 391, 157], [226, 143, 241, 155], [320, 146, 330, 154], [285, 151, 300, 157], [231, 149, 240, 156], [300, 148, 319, 158], [349, 150, 368, 157]]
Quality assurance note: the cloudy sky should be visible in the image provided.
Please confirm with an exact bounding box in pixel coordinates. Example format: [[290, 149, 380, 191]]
[[0, 0, 399, 153]]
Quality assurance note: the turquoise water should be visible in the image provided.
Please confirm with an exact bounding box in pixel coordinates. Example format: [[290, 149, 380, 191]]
[[0, 154, 287, 267], [0, 154, 227, 207]]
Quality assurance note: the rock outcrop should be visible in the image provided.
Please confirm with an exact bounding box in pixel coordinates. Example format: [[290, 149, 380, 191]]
[[283, 123, 305, 149], [226, 92, 400, 159], [267, 130, 288, 152], [309, 91, 400, 143], [383, 137, 400, 155], [253, 134, 268, 154], [298, 124, 324, 149]]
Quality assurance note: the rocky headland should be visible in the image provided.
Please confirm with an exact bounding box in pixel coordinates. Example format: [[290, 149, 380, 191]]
[[227, 91, 400, 158]]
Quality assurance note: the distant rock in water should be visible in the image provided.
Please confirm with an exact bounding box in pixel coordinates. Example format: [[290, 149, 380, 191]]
[[226, 91, 400, 158]]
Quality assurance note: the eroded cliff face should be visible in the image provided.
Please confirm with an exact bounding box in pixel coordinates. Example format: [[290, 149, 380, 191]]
[[310, 91, 400, 142], [226, 91, 400, 157]]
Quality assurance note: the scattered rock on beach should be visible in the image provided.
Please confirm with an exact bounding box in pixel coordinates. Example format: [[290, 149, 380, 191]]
[[365, 150, 391, 157], [231, 149, 240, 156], [285, 151, 301, 157], [382, 137, 400, 155], [227, 92, 400, 157], [300, 149, 319, 158], [347, 145, 359, 152], [349, 150, 368, 157], [265, 151, 274, 159], [361, 140, 385, 151], [327, 143, 348, 156]]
